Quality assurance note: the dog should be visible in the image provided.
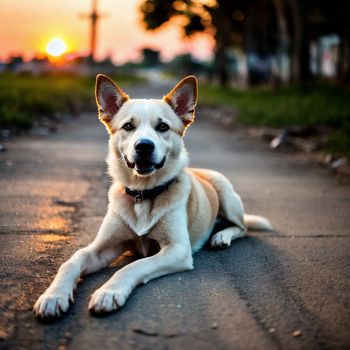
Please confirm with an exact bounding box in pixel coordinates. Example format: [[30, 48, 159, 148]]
[[33, 75, 272, 318]]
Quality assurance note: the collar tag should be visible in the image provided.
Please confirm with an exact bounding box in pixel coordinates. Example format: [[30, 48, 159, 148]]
[[134, 194, 143, 204]]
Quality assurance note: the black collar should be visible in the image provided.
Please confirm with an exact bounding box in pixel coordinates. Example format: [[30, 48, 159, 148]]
[[125, 177, 178, 204]]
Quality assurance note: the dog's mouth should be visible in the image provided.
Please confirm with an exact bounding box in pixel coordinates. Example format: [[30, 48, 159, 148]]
[[124, 155, 166, 175]]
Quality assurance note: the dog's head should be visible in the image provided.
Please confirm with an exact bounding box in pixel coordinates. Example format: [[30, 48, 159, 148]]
[[95, 75, 197, 186]]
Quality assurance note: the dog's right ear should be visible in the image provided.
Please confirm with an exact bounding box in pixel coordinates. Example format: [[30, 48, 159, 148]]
[[95, 74, 129, 132]]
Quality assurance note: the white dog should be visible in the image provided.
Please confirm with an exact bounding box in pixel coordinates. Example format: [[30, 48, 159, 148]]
[[34, 75, 272, 318]]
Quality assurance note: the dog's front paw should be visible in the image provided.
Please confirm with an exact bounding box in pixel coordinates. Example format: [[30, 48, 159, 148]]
[[88, 287, 128, 314], [33, 289, 74, 319]]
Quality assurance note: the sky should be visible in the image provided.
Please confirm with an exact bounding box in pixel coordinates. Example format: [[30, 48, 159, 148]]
[[0, 0, 215, 63]]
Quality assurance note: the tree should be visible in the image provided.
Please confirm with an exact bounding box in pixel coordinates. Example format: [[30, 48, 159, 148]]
[[140, 0, 288, 85], [308, 0, 350, 83], [141, 48, 161, 67], [287, 0, 350, 83], [140, 0, 350, 85], [140, 0, 239, 85]]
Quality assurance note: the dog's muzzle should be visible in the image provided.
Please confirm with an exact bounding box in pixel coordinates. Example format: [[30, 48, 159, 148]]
[[124, 155, 166, 175]]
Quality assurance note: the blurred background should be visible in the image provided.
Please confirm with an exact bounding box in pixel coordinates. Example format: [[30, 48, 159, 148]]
[[1, 3, 350, 349], [0, 0, 349, 162]]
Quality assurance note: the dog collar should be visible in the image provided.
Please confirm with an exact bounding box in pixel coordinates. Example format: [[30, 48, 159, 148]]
[[125, 177, 178, 204]]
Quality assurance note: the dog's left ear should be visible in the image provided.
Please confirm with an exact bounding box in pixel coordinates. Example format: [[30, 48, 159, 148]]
[[164, 76, 198, 129], [95, 74, 129, 132]]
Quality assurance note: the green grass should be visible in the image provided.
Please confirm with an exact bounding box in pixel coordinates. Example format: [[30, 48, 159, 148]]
[[0, 73, 142, 129], [200, 84, 350, 158], [2, 73, 349, 158]]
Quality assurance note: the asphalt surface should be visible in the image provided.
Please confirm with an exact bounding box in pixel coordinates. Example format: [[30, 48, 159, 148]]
[[0, 82, 349, 350]]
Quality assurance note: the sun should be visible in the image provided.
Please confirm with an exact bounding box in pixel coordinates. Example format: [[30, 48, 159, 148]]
[[46, 38, 67, 57]]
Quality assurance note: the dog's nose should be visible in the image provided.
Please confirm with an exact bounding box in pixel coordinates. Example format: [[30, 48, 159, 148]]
[[134, 139, 155, 155]]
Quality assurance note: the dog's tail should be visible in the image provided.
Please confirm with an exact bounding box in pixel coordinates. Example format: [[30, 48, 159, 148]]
[[244, 214, 273, 231]]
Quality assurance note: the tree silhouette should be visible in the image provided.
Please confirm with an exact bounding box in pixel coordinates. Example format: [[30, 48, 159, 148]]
[[140, 0, 239, 85], [140, 0, 350, 85]]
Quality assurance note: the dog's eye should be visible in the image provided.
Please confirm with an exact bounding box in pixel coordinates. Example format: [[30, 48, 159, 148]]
[[122, 122, 135, 131], [156, 122, 170, 132]]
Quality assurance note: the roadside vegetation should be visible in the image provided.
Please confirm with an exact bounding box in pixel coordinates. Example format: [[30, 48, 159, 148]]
[[1, 72, 349, 158], [0, 73, 142, 129], [200, 84, 350, 158]]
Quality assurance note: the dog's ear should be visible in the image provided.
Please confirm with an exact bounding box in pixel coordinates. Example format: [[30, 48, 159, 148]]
[[95, 74, 129, 131], [164, 76, 198, 130]]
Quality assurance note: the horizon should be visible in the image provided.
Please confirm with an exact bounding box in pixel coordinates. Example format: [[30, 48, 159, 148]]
[[0, 0, 214, 64]]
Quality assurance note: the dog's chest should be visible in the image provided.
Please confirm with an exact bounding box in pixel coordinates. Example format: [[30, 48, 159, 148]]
[[128, 201, 159, 236]]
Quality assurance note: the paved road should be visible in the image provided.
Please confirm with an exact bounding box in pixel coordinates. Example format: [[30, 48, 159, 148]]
[[0, 82, 349, 350]]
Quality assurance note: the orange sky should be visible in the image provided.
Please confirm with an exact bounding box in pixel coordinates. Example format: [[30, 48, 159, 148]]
[[0, 0, 215, 63]]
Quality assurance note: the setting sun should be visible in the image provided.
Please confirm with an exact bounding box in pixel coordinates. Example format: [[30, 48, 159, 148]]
[[46, 38, 67, 57]]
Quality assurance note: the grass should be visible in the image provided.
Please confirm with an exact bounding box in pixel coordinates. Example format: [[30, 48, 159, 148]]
[[1, 73, 349, 158], [200, 84, 350, 158], [0, 73, 142, 129]]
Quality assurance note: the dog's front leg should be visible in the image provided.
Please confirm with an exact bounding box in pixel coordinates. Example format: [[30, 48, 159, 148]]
[[89, 209, 193, 314], [33, 210, 128, 319]]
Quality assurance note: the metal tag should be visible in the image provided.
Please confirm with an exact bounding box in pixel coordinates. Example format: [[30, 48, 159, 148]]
[[134, 194, 143, 204]]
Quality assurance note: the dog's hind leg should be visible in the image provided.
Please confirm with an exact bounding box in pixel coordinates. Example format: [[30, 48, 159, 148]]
[[208, 172, 247, 249], [191, 169, 247, 249], [209, 182, 246, 249]]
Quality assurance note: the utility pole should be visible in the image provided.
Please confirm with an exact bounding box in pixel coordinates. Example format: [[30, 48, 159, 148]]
[[80, 0, 105, 63]]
